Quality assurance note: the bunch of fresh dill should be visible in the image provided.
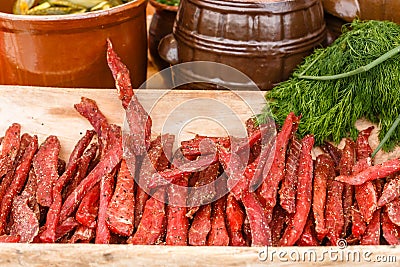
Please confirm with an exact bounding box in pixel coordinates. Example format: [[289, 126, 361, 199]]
[[261, 20, 400, 151]]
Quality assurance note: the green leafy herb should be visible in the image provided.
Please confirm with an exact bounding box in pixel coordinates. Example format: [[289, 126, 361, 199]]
[[372, 113, 400, 157], [156, 0, 179, 6], [260, 20, 400, 151]]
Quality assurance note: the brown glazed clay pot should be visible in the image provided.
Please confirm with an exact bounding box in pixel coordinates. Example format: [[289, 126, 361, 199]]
[[324, 12, 347, 45], [159, 0, 326, 90], [148, 0, 178, 71], [323, 0, 400, 24], [0, 0, 148, 88]]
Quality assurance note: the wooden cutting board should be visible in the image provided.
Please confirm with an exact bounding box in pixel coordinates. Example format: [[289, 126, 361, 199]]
[[0, 85, 265, 160], [0, 85, 398, 162], [0, 85, 399, 266]]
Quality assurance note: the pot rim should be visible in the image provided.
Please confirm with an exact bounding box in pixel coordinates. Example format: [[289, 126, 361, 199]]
[[149, 0, 179, 12], [185, 0, 317, 13], [0, 0, 147, 22]]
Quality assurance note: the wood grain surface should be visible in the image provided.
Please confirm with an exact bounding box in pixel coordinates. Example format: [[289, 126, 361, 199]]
[[0, 85, 265, 160]]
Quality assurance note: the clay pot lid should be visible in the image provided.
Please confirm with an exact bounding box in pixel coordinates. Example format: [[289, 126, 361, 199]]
[[149, 0, 179, 11]]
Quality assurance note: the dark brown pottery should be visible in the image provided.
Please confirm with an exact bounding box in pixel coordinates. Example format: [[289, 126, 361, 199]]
[[323, 0, 400, 24], [324, 12, 347, 45], [0, 0, 148, 88], [148, 0, 178, 71], [159, 0, 327, 90]]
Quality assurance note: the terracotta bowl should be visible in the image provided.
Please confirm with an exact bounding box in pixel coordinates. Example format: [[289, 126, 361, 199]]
[[0, 0, 148, 88]]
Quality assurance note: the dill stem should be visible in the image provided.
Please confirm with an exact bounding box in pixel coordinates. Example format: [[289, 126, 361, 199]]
[[297, 50, 325, 77], [372, 113, 400, 158], [298, 45, 400, 81]]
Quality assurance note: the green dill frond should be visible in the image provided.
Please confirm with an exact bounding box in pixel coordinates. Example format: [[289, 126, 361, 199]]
[[261, 20, 400, 151]]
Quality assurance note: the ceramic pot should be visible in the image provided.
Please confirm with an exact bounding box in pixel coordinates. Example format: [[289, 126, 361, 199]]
[[324, 12, 347, 45], [323, 0, 400, 24], [159, 0, 326, 90], [0, 0, 148, 88], [148, 0, 178, 71]]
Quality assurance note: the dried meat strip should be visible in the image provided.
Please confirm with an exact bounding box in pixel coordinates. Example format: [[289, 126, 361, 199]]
[[172, 152, 219, 174], [0, 136, 38, 235], [10, 192, 40, 242], [74, 97, 108, 134], [354, 128, 376, 221], [355, 126, 374, 161], [134, 188, 149, 229], [40, 130, 95, 243], [128, 188, 166, 245], [382, 209, 400, 245], [66, 130, 96, 171], [270, 206, 288, 247], [157, 134, 175, 171], [64, 143, 99, 199], [121, 86, 152, 156], [59, 142, 122, 222], [259, 112, 300, 223], [339, 139, 356, 237], [0, 133, 32, 207], [55, 217, 79, 241], [279, 135, 314, 246], [180, 135, 222, 157], [106, 159, 135, 237], [107, 40, 157, 158], [360, 209, 381, 245], [235, 121, 276, 158], [207, 196, 229, 246], [76, 184, 100, 228], [351, 202, 367, 239], [10, 197, 39, 243], [336, 158, 400, 185], [149, 168, 184, 189], [69, 225, 95, 243], [0, 123, 21, 178], [186, 163, 219, 218], [312, 154, 335, 241], [325, 179, 345, 246], [149, 152, 219, 189], [387, 198, 400, 226], [296, 214, 319, 246], [106, 39, 134, 110], [134, 137, 165, 228], [10, 168, 40, 242], [188, 204, 212, 246], [166, 177, 189, 246], [217, 145, 246, 199], [225, 193, 246, 246], [0, 235, 20, 243], [241, 192, 271, 246], [280, 137, 302, 214], [34, 135, 61, 207], [95, 169, 116, 244], [248, 126, 275, 192], [233, 157, 260, 201], [245, 118, 262, 160], [378, 175, 400, 207], [320, 141, 342, 169], [355, 181, 377, 225]]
